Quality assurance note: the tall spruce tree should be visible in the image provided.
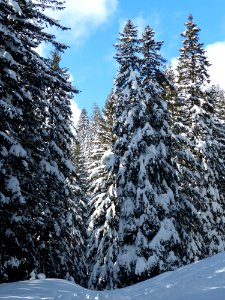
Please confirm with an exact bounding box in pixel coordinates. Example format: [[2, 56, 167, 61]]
[[87, 104, 104, 164], [111, 21, 182, 288], [0, 0, 57, 282], [98, 92, 117, 149], [176, 14, 210, 97], [35, 51, 86, 283], [174, 14, 225, 260], [87, 92, 118, 290], [73, 109, 90, 282], [0, 0, 84, 283], [208, 86, 225, 206], [73, 108, 90, 194]]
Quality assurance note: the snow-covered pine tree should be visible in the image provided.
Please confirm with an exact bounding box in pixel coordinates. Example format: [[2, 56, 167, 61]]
[[87, 104, 104, 164], [98, 92, 117, 148], [174, 14, 225, 260], [87, 97, 117, 192], [73, 108, 90, 195], [87, 92, 118, 290], [161, 66, 178, 115], [210, 86, 225, 123], [72, 108, 91, 285], [0, 0, 83, 283], [110, 21, 182, 288], [0, 0, 61, 282], [207, 86, 225, 208], [74, 108, 90, 155], [34, 51, 86, 284]]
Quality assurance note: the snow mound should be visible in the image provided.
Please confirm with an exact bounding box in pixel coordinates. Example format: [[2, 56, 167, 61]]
[[1, 251, 225, 299]]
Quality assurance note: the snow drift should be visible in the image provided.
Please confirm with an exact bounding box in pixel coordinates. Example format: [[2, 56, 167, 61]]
[[1, 251, 225, 299]]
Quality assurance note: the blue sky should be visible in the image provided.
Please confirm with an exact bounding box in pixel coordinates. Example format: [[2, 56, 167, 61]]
[[39, 0, 225, 122]]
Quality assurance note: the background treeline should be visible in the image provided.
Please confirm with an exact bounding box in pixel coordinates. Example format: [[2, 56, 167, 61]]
[[1, 0, 225, 292]]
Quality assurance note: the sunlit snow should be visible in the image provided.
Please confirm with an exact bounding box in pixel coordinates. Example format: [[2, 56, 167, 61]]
[[1, 251, 225, 299]]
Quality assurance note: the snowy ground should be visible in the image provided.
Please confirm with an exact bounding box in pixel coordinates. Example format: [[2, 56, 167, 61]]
[[1, 251, 225, 299]]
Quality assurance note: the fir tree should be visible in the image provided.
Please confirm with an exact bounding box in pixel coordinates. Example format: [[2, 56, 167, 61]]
[[0, 0, 60, 282], [73, 108, 90, 193], [207, 86, 225, 204], [174, 14, 225, 260], [87, 153, 118, 290], [35, 50, 86, 283], [87, 92, 118, 290], [88, 104, 104, 164], [0, 0, 84, 283], [98, 92, 117, 149], [176, 14, 211, 99], [113, 21, 182, 287], [73, 109, 90, 281], [161, 66, 178, 115], [210, 86, 225, 123], [88, 21, 182, 289]]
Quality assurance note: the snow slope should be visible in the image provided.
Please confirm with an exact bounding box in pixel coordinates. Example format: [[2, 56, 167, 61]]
[[1, 251, 225, 299]]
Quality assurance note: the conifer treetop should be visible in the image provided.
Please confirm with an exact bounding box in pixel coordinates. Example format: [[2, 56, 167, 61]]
[[177, 14, 211, 94], [114, 20, 140, 66]]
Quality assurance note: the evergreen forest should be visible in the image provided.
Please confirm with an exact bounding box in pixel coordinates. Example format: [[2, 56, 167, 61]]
[[1, 0, 225, 291]]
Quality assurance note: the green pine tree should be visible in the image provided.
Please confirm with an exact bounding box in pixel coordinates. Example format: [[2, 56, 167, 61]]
[[113, 22, 182, 287], [87, 92, 118, 290], [174, 14, 225, 261], [88, 20, 182, 289], [0, 0, 84, 283]]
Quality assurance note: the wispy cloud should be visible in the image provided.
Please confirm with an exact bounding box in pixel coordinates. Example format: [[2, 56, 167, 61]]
[[206, 41, 225, 90], [48, 0, 118, 43]]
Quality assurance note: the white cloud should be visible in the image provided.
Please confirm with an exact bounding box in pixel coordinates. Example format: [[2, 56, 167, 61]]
[[48, 0, 118, 42], [70, 100, 81, 126], [206, 41, 225, 90]]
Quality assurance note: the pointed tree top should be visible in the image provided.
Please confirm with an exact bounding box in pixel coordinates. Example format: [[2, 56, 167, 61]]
[[141, 25, 164, 55], [114, 19, 140, 65], [188, 13, 193, 21], [122, 19, 137, 35]]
